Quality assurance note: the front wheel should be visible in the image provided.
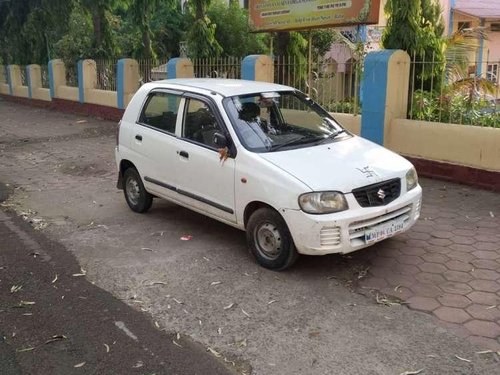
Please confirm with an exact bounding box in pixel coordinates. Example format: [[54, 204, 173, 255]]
[[123, 168, 153, 213], [246, 208, 298, 270]]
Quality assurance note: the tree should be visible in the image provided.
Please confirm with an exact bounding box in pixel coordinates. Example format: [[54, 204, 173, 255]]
[[128, 0, 161, 59], [382, 0, 445, 90], [186, 0, 222, 58], [80, 0, 122, 58], [208, 0, 267, 57]]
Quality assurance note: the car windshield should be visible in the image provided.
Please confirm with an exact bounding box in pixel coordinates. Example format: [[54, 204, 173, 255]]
[[223, 91, 346, 153]]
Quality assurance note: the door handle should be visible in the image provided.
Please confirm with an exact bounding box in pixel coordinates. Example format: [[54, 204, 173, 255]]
[[135, 135, 143, 141], [179, 151, 189, 159]]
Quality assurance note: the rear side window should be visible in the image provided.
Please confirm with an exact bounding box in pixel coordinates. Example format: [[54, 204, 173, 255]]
[[139, 92, 181, 133]]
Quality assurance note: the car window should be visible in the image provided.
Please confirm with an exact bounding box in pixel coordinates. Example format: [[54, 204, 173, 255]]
[[183, 98, 223, 149], [139, 92, 181, 133], [223, 91, 345, 153]]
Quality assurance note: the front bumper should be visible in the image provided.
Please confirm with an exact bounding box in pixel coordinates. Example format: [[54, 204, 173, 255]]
[[282, 185, 422, 256]]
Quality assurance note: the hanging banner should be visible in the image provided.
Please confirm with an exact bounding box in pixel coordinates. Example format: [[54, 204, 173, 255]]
[[249, 0, 380, 32]]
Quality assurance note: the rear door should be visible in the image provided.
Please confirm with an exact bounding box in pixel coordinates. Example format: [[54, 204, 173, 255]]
[[130, 90, 182, 198], [174, 95, 236, 223]]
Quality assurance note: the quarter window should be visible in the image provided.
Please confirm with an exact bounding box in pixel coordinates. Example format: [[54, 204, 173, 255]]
[[139, 92, 181, 133], [183, 98, 223, 149]]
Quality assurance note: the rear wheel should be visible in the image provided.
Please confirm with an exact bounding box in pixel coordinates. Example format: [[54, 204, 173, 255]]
[[246, 208, 298, 270], [123, 168, 153, 213]]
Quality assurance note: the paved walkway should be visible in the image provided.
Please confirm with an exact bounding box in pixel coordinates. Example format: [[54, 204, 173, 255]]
[[0, 99, 499, 373], [356, 182, 500, 350]]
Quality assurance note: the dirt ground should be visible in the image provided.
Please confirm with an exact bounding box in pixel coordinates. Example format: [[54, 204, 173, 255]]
[[0, 98, 499, 374]]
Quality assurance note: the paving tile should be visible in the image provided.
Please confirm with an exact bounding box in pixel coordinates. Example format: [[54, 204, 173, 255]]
[[440, 281, 473, 295], [468, 335, 500, 351], [445, 260, 473, 272], [410, 283, 442, 298], [430, 231, 454, 239], [471, 259, 500, 270], [392, 264, 421, 275], [474, 234, 499, 243], [468, 279, 500, 293], [450, 236, 476, 245], [472, 242, 499, 251], [398, 246, 427, 256], [453, 229, 477, 236], [396, 255, 424, 265], [418, 262, 448, 274], [407, 296, 440, 312], [449, 243, 475, 253], [466, 304, 500, 321], [464, 320, 500, 339], [370, 256, 398, 268], [472, 250, 500, 260], [429, 238, 453, 247], [467, 291, 500, 306], [443, 270, 473, 283], [421, 253, 449, 263], [437, 294, 472, 308], [472, 269, 500, 281], [415, 272, 446, 284], [446, 251, 475, 263], [407, 231, 431, 240], [434, 306, 472, 324]]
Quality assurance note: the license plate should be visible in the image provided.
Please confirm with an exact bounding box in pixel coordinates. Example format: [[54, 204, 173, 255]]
[[365, 217, 407, 244]]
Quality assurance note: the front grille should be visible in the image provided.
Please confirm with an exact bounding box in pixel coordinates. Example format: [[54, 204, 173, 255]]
[[320, 226, 341, 248], [348, 205, 412, 247], [352, 178, 401, 207]]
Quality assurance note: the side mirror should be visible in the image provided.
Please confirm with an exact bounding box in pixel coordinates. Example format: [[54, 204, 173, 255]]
[[213, 132, 228, 148]]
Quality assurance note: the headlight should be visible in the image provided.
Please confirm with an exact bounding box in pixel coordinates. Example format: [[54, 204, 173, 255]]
[[298, 191, 348, 214], [406, 167, 418, 191]]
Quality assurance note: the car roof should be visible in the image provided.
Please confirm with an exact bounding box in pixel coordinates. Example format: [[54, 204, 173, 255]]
[[153, 78, 295, 97]]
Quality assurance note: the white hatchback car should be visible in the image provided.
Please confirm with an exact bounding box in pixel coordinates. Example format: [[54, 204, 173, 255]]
[[115, 79, 422, 270]]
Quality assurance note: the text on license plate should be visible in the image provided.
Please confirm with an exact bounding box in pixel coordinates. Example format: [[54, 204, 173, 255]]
[[365, 217, 407, 244]]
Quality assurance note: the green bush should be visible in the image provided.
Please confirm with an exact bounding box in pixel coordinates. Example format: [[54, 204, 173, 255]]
[[410, 89, 500, 128]]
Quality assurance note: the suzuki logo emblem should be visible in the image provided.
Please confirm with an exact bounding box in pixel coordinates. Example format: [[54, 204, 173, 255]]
[[377, 189, 386, 200]]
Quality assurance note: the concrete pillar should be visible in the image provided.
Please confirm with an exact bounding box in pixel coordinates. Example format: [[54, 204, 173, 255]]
[[48, 59, 67, 99], [78, 59, 97, 104], [8, 65, 22, 95], [167, 58, 194, 79], [26, 64, 42, 99], [361, 50, 410, 146], [242, 55, 274, 82], [117, 58, 140, 109]]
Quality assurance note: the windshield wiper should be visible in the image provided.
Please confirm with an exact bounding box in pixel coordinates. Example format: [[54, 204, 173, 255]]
[[270, 136, 324, 151], [317, 129, 345, 144]]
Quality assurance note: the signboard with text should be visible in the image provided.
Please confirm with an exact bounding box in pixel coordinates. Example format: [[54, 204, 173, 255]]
[[249, 0, 381, 32]]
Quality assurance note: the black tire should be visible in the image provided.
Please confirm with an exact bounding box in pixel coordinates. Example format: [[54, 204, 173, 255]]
[[123, 168, 153, 213], [246, 207, 299, 270]]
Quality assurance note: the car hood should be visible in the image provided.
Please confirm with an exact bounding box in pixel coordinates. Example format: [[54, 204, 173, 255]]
[[258, 136, 413, 193]]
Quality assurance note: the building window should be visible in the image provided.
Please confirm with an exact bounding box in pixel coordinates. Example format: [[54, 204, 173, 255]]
[[487, 64, 498, 83], [491, 23, 500, 32], [458, 21, 471, 31]]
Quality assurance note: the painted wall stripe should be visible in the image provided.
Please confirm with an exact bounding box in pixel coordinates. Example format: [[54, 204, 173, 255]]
[[117, 59, 125, 109], [167, 58, 179, 79], [242, 55, 259, 81], [7, 66, 13, 95], [26, 66, 32, 99], [78, 60, 84, 103], [48, 60, 55, 99], [361, 50, 394, 145]]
